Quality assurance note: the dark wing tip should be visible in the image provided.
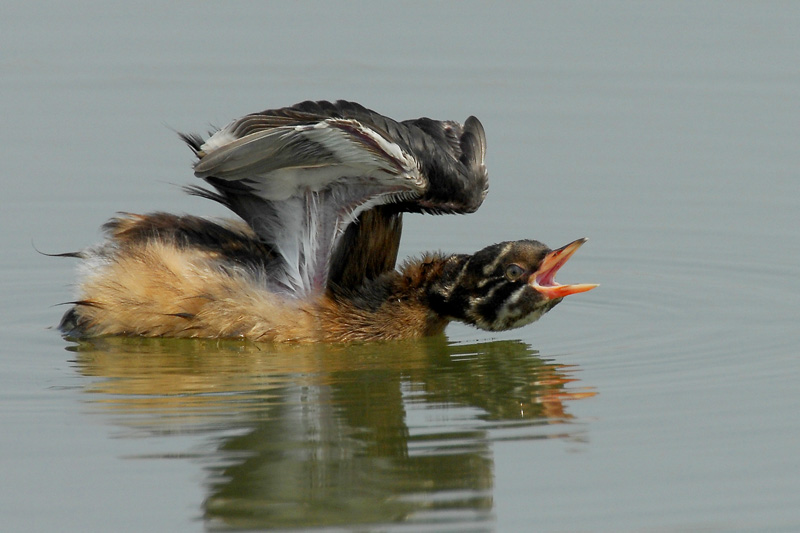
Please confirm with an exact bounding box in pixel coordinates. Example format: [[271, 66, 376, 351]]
[[459, 131, 481, 168], [463, 116, 487, 164], [458, 117, 489, 211]]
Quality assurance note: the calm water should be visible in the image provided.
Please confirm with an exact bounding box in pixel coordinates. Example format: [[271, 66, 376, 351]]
[[3, 2, 799, 531]]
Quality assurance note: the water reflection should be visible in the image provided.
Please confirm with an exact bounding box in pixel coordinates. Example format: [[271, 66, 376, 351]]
[[69, 336, 595, 529]]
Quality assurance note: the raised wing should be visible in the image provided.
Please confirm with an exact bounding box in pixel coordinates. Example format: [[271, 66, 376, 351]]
[[182, 100, 487, 296]]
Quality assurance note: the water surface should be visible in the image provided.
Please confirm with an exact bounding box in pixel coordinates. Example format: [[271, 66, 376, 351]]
[[2, 2, 799, 531]]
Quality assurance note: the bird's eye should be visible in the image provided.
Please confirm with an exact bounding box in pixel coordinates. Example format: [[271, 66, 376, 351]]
[[505, 264, 526, 281]]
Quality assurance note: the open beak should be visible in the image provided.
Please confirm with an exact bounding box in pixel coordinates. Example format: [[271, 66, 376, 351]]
[[530, 238, 599, 299]]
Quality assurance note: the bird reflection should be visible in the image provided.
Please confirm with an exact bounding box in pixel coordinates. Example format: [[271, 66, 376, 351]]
[[69, 336, 595, 529]]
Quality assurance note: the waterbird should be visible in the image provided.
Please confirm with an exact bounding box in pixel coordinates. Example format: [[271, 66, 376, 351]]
[[59, 100, 596, 342]]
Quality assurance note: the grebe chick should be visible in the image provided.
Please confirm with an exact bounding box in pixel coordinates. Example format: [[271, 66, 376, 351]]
[[59, 101, 596, 342]]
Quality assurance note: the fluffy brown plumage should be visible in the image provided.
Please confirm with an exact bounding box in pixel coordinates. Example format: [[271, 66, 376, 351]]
[[60, 214, 595, 342], [60, 214, 445, 342]]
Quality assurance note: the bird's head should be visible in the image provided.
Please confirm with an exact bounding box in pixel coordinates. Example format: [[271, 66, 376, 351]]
[[429, 238, 598, 331]]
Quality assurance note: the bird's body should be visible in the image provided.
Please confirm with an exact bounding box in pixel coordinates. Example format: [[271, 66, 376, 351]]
[[60, 101, 596, 342], [60, 213, 450, 342]]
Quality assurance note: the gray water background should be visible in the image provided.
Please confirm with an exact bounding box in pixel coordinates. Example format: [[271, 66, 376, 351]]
[[2, 2, 799, 531]]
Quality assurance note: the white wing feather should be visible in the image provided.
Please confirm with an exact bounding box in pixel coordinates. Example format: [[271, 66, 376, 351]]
[[194, 118, 425, 295]]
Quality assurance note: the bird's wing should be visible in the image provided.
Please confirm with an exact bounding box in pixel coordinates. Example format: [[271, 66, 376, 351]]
[[182, 100, 488, 296]]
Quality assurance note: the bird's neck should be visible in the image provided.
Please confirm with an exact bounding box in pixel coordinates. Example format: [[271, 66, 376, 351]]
[[320, 253, 468, 342]]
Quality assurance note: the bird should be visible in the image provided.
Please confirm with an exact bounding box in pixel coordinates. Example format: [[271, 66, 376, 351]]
[[59, 100, 596, 343]]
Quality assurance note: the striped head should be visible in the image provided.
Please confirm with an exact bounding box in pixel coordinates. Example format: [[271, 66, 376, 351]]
[[428, 239, 597, 331]]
